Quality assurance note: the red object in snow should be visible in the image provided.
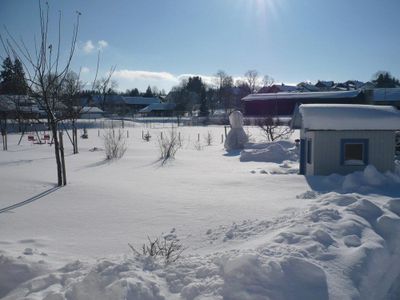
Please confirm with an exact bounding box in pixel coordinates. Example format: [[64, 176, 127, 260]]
[[43, 134, 50, 140], [28, 135, 35, 141]]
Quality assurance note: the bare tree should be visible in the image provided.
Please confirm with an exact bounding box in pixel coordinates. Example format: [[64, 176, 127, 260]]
[[61, 70, 84, 154], [258, 116, 293, 142], [1, 1, 81, 186], [262, 75, 275, 88], [245, 70, 260, 93], [215, 70, 234, 113], [92, 52, 116, 112]]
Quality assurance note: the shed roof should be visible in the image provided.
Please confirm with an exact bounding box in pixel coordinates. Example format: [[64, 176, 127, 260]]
[[122, 97, 160, 105], [81, 106, 104, 114], [294, 104, 400, 131], [139, 103, 176, 113], [242, 90, 361, 102]]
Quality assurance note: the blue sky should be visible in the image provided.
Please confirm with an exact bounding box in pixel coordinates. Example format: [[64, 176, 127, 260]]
[[1, 0, 400, 92]]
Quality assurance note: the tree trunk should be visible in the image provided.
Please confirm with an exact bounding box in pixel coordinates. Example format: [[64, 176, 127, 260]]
[[50, 120, 63, 186], [59, 130, 67, 186]]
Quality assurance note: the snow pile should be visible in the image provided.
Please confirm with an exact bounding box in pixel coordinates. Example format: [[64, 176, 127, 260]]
[[3, 192, 400, 300], [0, 254, 47, 298], [240, 140, 298, 163], [314, 165, 400, 194]]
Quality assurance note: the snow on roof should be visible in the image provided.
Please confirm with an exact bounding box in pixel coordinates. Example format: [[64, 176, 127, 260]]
[[371, 88, 400, 102], [122, 97, 160, 105], [139, 103, 176, 113], [242, 90, 361, 102], [298, 104, 400, 130], [80, 106, 104, 114]]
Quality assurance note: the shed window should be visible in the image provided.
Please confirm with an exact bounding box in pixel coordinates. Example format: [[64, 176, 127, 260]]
[[341, 139, 368, 166]]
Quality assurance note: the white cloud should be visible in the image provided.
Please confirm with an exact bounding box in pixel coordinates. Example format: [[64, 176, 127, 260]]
[[114, 70, 178, 82], [83, 40, 95, 53], [97, 40, 108, 50], [82, 40, 109, 53], [81, 67, 90, 73], [112, 69, 264, 92]]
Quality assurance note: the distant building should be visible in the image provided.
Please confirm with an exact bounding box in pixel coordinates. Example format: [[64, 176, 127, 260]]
[[0, 95, 44, 119], [364, 88, 400, 109], [86, 95, 161, 115], [242, 90, 364, 117], [292, 104, 400, 175], [138, 103, 176, 117], [315, 81, 335, 90], [122, 97, 160, 114], [80, 106, 104, 119], [258, 84, 298, 94]]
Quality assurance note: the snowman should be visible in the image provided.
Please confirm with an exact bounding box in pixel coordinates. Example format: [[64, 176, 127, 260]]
[[224, 110, 248, 151]]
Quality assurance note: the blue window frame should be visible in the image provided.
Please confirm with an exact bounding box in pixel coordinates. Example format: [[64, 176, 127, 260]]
[[340, 139, 369, 166], [307, 139, 312, 164]]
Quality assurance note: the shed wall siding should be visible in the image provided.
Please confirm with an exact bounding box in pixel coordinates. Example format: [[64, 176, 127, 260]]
[[312, 131, 395, 175], [305, 131, 315, 175]]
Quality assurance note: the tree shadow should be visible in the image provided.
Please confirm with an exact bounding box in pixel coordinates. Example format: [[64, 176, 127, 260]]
[[223, 149, 242, 157], [78, 159, 111, 170], [0, 186, 60, 214]]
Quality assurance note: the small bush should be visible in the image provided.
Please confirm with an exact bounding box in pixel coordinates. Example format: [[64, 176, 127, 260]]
[[158, 130, 180, 164], [129, 236, 184, 264], [103, 129, 127, 160], [203, 131, 213, 146], [194, 140, 203, 151]]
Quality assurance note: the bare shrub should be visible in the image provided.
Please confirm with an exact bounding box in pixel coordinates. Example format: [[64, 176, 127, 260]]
[[258, 116, 293, 142], [129, 236, 184, 264], [103, 129, 127, 160], [158, 130, 180, 164], [245, 127, 254, 143], [203, 131, 213, 146], [194, 140, 203, 151]]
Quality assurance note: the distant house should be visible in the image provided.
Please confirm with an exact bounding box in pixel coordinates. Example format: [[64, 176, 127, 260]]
[[258, 84, 298, 94], [84, 95, 161, 115], [0, 95, 44, 119], [292, 104, 400, 176], [138, 103, 176, 117], [122, 97, 160, 114], [242, 90, 364, 117], [297, 82, 320, 92], [80, 106, 104, 119], [364, 88, 400, 109], [315, 81, 335, 90]]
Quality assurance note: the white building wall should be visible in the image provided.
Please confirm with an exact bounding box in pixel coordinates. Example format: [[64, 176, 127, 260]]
[[309, 130, 395, 175]]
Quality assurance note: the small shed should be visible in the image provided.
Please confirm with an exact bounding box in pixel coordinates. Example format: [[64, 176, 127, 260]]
[[80, 106, 104, 119], [292, 104, 400, 176], [138, 103, 176, 117]]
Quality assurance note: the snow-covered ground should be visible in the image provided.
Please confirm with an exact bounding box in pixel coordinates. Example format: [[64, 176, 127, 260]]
[[1, 121, 400, 299]]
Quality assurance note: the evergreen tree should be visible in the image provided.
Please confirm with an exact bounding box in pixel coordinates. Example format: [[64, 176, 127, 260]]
[[126, 88, 140, 97], [143, 86, 154, 97], [0, 57, 14, 94], [373, 71, 400, 88], [13, 58, 28, 94], [186, 76, 208, 116], [0, 57, 29, 94]]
